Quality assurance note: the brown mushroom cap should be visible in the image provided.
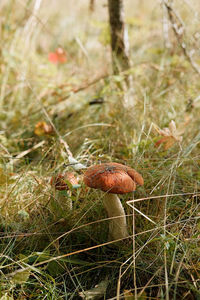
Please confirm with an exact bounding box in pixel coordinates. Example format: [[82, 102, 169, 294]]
[[83, 162, 143, 194], [51, 172, 78, 191]]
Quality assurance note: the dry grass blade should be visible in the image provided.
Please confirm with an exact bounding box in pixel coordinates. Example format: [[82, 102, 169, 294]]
[[0, 0, 200, 298]]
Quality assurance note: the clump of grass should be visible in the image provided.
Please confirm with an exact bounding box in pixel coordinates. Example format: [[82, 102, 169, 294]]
[[0, 0, 199, 299]]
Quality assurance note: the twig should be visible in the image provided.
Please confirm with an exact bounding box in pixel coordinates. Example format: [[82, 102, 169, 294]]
[[9, 141, 45, 166], [162, 0, 172, 49], [40, 72, 108, 104], [164, 1, 200, 75]]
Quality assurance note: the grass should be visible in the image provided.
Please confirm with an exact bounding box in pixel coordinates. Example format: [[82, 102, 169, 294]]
[[0, 0, 200, 299]]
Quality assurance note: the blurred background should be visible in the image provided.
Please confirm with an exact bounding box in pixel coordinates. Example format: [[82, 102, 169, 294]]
[[0, 0, 199, 299]]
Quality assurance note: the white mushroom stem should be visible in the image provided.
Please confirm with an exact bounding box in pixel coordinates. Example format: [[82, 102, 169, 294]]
[[102, 193, 129, 240]]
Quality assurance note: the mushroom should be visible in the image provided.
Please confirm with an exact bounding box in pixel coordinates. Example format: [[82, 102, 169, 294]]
[[83, 162, 144, 240], [51, 172, 79, 210]]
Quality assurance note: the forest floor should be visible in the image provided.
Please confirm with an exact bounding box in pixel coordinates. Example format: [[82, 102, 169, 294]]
[[0, 0, 199, 299]]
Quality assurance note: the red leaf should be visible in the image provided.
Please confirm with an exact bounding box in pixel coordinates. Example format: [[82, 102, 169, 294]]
[[48, 47, 67, 64]]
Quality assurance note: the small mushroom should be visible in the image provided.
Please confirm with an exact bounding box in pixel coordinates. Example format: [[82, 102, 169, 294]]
[[51, 172, 79, 210], [84, 162, 144, 240]]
